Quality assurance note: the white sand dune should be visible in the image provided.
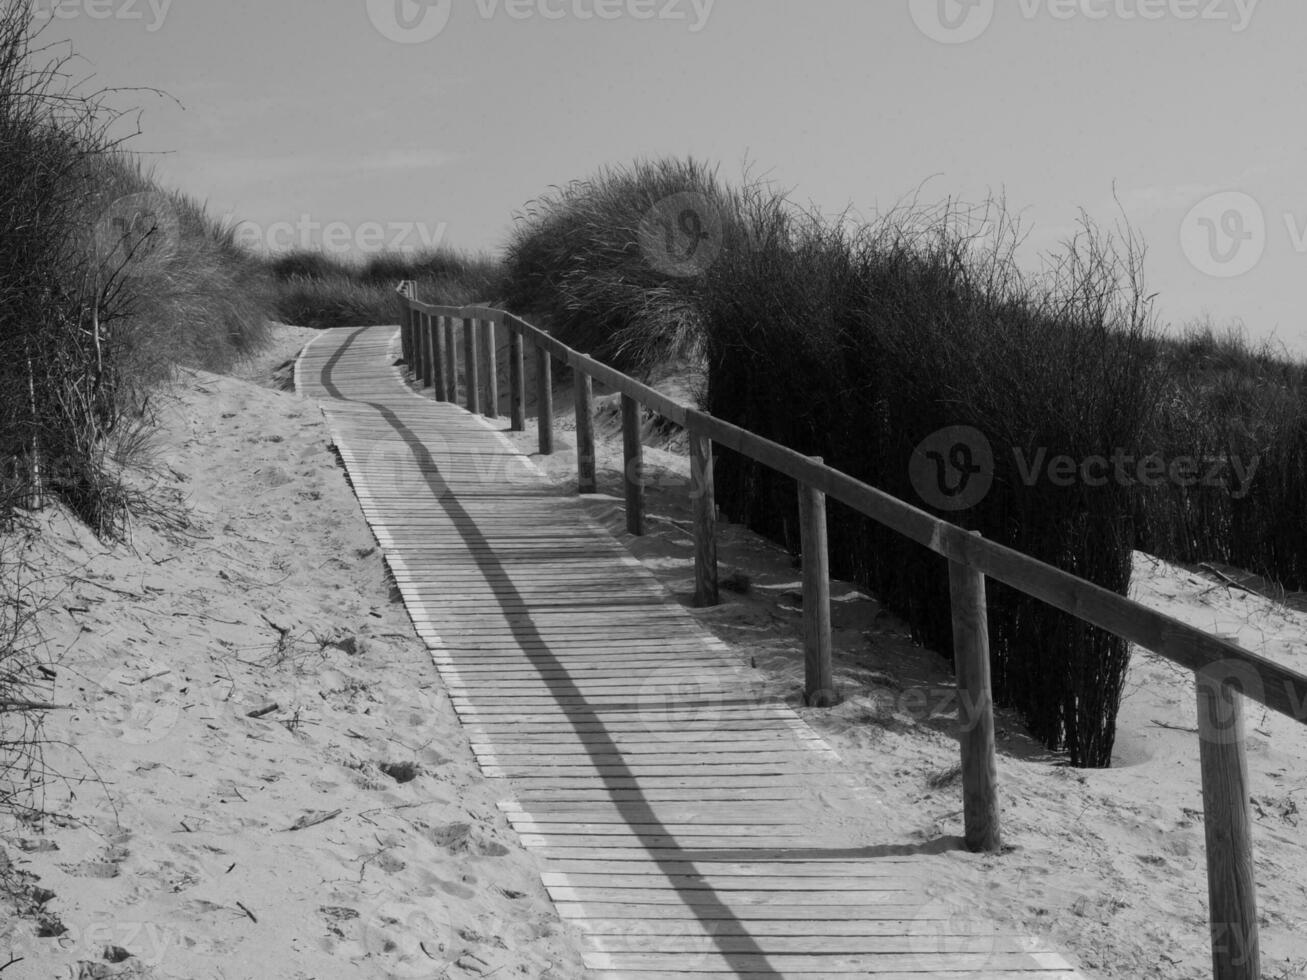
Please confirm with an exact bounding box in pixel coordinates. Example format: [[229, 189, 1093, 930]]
[[0, 323, 1304, 979]]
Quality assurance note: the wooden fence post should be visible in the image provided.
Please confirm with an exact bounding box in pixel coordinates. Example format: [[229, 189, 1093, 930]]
[[418, 313, 432, 388], [509, 327, 526, 432], [798, 464, 834, 706], [690, 431, 718, 607], [622, 395, 644, 536], [1196, 670, 1260, 980], [463, 317, 480, 415], [397, 287, 412, 366], [432, 315, 447, 402], [948, 539, 1001, 853], [536, 345, 553, 455], [482, 318, 499, 418], [443, 316, 458, 404], [575, 369, 597, 493]]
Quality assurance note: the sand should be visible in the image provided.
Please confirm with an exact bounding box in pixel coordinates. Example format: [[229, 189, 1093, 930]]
[[1, 322, 1304, 979]]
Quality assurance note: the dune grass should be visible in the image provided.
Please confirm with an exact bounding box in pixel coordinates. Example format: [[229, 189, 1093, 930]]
[[265, 246, 505, 329]]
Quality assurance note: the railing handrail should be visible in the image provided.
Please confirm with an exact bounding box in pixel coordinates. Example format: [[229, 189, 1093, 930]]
[[397, 288, 1288, 979], [403, 297, 1307, 724]]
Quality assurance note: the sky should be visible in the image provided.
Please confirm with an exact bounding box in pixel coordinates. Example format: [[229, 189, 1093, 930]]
[[32, 0, 1307, 354]]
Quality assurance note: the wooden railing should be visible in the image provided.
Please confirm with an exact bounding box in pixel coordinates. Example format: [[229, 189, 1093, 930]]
[[395, 283, 1306, 980]]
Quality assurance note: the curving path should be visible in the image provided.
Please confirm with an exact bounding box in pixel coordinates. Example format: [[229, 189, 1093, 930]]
[[296, 324, 1087, 979]]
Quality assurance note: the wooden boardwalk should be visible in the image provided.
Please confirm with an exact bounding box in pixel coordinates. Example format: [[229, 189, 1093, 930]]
[[297, 325, 1087, 979]]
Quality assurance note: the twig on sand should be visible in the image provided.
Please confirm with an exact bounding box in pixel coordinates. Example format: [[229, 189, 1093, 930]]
[[246, 702, 279, 719], [0, 699, 70, 711], [1151, 718, 1198, 733], [235, 901, 257, 923], [286, 809, 342, 832]]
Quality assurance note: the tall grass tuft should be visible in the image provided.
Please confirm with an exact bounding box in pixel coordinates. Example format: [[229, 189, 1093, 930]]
[[698, 192, 1166, 767], [266, 246, 504, 329], [502, 157, 733, 375]]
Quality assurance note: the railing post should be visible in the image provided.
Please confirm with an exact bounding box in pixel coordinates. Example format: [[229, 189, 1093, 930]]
[[621, 395, 644, 536], [575, 368, 596, 493], [463, 316, 480, 415], [482, 318, 499, 418], [443, 316, 458, 404], [1196, 668, 1260, 980], [948, 537, 1001, 853], [418, 312, 432, 388], [535, 344, 553, 455], [798, 464, 834, 706], [690, 431, 718, 607], [397, 285, 412, 366], [432, 315, 448, 402], [509, 327, 526, 432]]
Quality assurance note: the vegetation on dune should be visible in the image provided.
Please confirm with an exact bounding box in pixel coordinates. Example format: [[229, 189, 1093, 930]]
[[502, 157, 732, 375], [0, 3, 277, 816], [502, 154, 1307, 767], [265, 246, 505, 330]]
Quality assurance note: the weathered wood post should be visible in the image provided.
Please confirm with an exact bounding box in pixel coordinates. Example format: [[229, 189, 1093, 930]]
[[418, 312, 432, 388], [1196, 666, 1260, 980], [463, 317, 480, 415], [798, 461, 834, 706], [575, 367, 596, 493], [689, 431, 718, 607], [443, 316, 458, 404], [535, 344, 553, 455], [509, 326, 526, 432], [397, 284, 412, 366], [948, 532, 1001, 853], [482, 318, 499, 418], [621, 395, 644, 536], [432, 315, 448, 402]]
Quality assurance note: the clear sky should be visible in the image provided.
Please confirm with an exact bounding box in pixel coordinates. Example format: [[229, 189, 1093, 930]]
[[34, 0, 1307, 353]]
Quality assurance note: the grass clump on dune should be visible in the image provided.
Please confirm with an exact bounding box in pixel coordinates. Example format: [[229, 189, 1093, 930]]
[[266, 246, 505, 329], [502, 157, 734, 376]]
